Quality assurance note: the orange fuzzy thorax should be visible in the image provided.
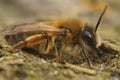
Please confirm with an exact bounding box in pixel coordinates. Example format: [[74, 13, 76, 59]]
[[53, 19, 84, 35]]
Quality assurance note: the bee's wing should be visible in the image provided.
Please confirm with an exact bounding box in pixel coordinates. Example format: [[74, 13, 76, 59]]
[[0, 23, 63, 35]]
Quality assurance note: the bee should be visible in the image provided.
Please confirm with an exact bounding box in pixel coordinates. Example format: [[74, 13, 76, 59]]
[[0, 6, 108, 68]]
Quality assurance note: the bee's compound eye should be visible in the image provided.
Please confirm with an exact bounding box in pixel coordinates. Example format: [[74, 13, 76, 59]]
[[84, 31, 92, 39], [82, 29, 96, 47]]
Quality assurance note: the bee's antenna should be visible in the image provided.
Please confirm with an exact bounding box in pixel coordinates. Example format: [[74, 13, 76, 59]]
[[95, 5, 108, 32]]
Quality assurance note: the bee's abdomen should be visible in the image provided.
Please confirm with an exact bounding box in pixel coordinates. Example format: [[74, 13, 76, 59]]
[[5, 34, 32, 46]]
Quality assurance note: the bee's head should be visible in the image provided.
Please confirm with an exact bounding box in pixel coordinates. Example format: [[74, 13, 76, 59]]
[[81, 5, 107, 48], [82, 26, 97, 48]]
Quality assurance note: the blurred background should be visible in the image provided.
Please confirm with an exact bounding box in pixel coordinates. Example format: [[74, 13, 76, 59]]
[[0, 0, 119, 43], [0, 0, 119, 26]]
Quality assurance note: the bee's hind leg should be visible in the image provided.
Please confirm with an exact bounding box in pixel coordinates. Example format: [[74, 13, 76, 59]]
[[12, 34, 47, 49]]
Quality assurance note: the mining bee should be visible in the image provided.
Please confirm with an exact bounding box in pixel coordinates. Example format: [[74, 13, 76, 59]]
[[0, 6, 108, 68]]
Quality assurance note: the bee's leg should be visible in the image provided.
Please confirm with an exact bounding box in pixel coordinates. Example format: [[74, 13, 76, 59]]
[[53, 36, 63, 62], [44, 36, 51, 50], [13, 41, 27, 49], [52, 29, 69, 62], [13, 34, 47, 49], [79, 41, 92, 69]]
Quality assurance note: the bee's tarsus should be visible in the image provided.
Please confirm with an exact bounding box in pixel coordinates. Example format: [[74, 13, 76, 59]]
[[13, 41, 26, 49]]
